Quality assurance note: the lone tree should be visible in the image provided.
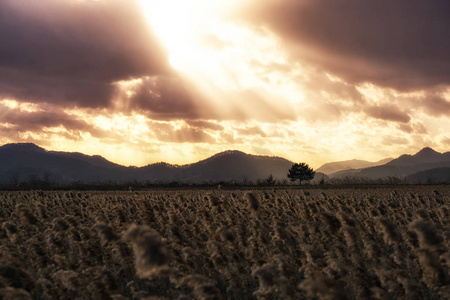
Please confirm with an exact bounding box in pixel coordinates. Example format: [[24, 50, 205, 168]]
[[265, 174, 276, 186], [287, 163, 315, 185]]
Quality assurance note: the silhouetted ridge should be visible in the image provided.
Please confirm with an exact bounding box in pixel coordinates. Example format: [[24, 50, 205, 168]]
[[414, 147, 441, 159], [136, 150, 299, 182], [316, 157, 393, 174], [387, 147, 446, 166], [5, 142, 447, 184], [330, 147, 450, 181], [0, 143, 129, 183], [1, 143, 318, 184], [0, 143, 46, 153], [50, 152, 123, 169], [195, 150, 247, 164]]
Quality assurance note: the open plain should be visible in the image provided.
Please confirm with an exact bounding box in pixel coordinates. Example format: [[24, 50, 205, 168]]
[[0, 186, 449, 299]]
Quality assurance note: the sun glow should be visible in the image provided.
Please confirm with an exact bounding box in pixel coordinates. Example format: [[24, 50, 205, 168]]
[[136, 0, 306, 122], [138, 0, 233, 70], [137, 0, 285, 87]]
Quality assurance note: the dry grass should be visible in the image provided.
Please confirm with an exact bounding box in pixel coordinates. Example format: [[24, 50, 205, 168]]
[[0, 186, 449, 299]]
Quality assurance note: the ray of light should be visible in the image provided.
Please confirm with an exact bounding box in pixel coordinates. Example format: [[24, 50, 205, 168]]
[[137, 0, 304, 121]]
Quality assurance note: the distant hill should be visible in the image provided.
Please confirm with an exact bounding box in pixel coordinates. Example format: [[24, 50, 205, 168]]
[[0, 143, 326, 184], [4, 143, 446, 185], [133, 150, 297, 183], [329, 147, 450, 181], [386, 147, 450, 166], [316, 158, 392, 174], [0, 143, 127, 183]]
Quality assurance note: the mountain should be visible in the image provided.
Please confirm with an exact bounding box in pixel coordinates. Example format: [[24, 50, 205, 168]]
[[329, 147, 450, 180], [0, 143, 127, 183], [184, 150, 293, 182], [316, 158, 392, 174], [0, 143, 325, 184], [386, 147, 449, 166], [134, 150, 296, 183], [9, 143, 446, 185]]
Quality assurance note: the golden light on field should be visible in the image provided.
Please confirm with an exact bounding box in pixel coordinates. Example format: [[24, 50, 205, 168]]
[[2, 187, 450, 298]]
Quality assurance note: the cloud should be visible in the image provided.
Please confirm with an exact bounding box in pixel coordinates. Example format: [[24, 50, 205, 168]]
[[381, 135, 410, 146], [186, 120, 224, 131], [0, 0, 170, 108], [442, 136, 450, 146], [365, 105, 411, 123], [0, 101, 109, 139], [0, 70, 114, 108], [150, 123, 216, 143], [0, 99, 220, 146], [240, 0, 450, 90], [421, 96, 450, 117], [114, 76, 204, 120], [299, 101, 344, 123], [222, 89, 297, 122], [398, 123, 428, 134], [199, 33, 229, 50], [237, 126, 267, 137], [111, 75, 298, 123]]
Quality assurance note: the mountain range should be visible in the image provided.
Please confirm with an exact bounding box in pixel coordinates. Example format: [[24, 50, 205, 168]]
[[316, 158, 393, 174], [0, 143, 449, 185], [0, 143, 299, 184], [328, 147, 450, 183]]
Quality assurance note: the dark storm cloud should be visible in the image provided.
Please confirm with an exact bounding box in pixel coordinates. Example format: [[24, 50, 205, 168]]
[[0, 0, 170, 108], [365, 105, 411, 123], [241, 0, 450, 90], [0, 70, 113, 108], [421, 96, 450, 117], [123, 76, 203, 120]]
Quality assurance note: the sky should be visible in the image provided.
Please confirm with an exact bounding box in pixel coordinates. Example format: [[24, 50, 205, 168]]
[[1, 0, 450, 168]]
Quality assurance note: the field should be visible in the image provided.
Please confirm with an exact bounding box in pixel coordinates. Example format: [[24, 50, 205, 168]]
[[0, 186, 449, 299]]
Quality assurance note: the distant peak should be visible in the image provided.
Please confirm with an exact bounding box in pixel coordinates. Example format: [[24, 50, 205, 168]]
[[198, 150, 290, 166], [211, 150, 286, 160], [220, 150, 246, 155], [417, 146, 436, 153], [211, 150, 247, 158], [415, 147, 440, 156]]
